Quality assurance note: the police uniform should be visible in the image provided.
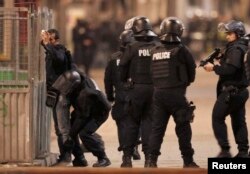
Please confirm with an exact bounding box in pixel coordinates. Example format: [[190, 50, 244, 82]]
[[145, 17, 199, 168], [70, 75, 111, 167], [148, 43, 197, 166], [212, 38, 249, 157], [119, 38, 159, 163], [204, 20, 249, 158], [104, 51, 127, 149], [104, 50, 141, 159]]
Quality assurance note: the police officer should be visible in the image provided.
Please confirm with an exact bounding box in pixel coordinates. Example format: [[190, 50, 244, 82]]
[[145, 17, 199, 168], [104, 30, 141, 160], [204, 20, 249, 158], [70, 73, 111, 167], [119, 17, 159, 167], [40, 29, 79, 164]]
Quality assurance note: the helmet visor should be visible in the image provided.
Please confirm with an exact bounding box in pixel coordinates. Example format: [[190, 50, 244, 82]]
[[217, 22, 227, 32]]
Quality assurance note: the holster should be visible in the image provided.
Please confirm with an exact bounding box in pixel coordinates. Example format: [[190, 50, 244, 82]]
[[46, 89, 59, 108], [174, 101, 196, 123], [222, 85, 239, 103]]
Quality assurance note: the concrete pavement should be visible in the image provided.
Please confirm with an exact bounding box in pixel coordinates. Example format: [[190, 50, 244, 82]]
[[48, 67, 250, 169]]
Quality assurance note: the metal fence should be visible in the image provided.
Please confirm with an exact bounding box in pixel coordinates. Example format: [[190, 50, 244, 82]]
[[0, 6, 56, 166]]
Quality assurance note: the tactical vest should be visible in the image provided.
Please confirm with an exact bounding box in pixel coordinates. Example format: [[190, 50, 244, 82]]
[[111, 51, 124, 90], [244, 50, 250, 86], [130, 43, 154, 84], [151, 44, 188, 88], [232, 44, 250, 87]]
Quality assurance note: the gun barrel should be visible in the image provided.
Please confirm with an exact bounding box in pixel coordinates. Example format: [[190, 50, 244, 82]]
[[199, 48, 221, 67]]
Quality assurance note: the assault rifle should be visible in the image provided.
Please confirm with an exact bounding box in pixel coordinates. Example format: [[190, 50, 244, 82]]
[[199, 48, 221, 67]]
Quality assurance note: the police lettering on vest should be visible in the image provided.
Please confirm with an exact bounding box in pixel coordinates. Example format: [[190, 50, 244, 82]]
[[152, 51, 171, 61], [151, 45, 189, 88], [116, 59, 120, 66], [138, 49, 150, 57]]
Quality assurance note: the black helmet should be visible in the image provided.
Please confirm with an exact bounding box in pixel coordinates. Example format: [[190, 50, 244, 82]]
[[119, 30, 134, 48], [131, 17, 157, 37], [124, 17, 139, 30], [160, 17, 184, 42], [218, 20, 246, 37]]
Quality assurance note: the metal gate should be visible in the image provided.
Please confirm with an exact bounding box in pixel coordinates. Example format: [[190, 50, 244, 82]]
[[0, 6, 56, 166]]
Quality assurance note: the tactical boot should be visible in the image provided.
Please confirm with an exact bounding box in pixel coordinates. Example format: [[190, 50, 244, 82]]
[[72, 157, 88, 167], [183, 161, 200, 168], [234, 151, 249, 158], [183, 156, 199, 168], [144, 154, 158, 168], [93, 157, 111, 167], [120, 155, 132, 168], [216, 150, 232, 158], [132, 146, 141, 160], [56, 151, 72, 166]]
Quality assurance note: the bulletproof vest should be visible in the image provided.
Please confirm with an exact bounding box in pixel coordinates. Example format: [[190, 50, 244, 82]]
[[84, 77, 111, 112], [110, 51, 124, 90], [151, 44, 188, 88], [244, 50, 250, 86], [130, 41, 156, 84], [223, 41, 248, 87]]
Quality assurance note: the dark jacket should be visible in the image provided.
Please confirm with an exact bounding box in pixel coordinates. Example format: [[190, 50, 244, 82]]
[[213, 38, 248, 94]]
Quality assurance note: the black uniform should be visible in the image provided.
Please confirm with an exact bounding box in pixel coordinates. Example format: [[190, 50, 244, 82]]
[[148, 42, 196, 166], [70, 75, 111, 166], [104, 51, 142, 153], [43, 43, 73, 162], [212, 38, 249, 155], [119, 39, 159, 157], [104, 51, 127, 149]]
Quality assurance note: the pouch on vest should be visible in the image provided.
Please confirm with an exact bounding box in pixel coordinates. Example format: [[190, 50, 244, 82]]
[[244, 51, 250, 86], [46, 90, 59, 108]]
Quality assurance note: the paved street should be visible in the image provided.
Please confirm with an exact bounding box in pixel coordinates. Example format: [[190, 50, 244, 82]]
[[50, 67, 250, 169]]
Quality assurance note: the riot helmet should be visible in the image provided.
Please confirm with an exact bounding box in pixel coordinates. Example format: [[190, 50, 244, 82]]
[[124, 17, 137, 30], [159, 17, 184, 42], [119, 30, 134, 49], [130, 17, 157, 37], [218, 20, 246, 37]]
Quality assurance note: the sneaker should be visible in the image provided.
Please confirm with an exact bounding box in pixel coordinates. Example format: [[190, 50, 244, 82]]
[[216, 151, 232, 158], [72, 158, 88, 167], [183, 161, 200, 168], [93, 157, 111, 167]]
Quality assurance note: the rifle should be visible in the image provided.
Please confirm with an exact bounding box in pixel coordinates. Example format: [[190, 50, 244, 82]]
[[199, 48, 221, 67]]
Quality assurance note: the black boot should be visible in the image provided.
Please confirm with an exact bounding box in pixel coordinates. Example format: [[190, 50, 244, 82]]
[[72, 156, 88, 167], [121, 155, 132, 168], [216, 150, 232, 158], [234, 151, 249, 158], [93, 156, 111, 167], [183, 156, 199, 168], [144, 154, 158, 168], [132, 146, 141, 160]]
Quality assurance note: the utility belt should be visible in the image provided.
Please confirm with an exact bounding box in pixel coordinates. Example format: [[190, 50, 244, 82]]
[[221, 85, 245, 103], [123, 78, 153, 90]]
